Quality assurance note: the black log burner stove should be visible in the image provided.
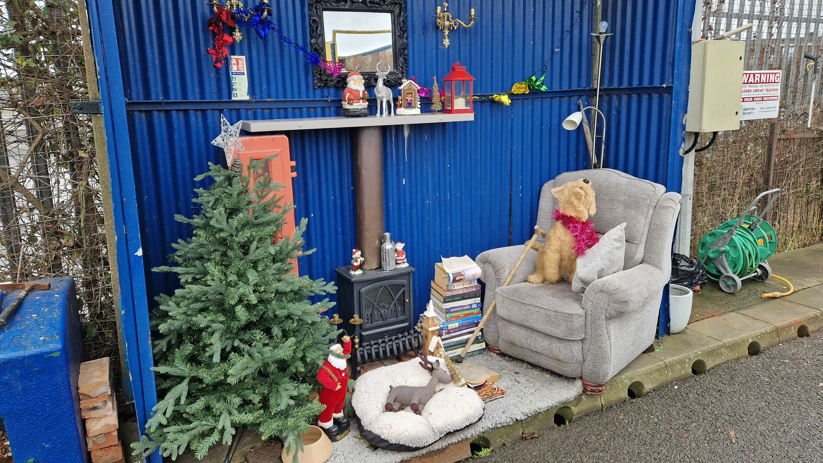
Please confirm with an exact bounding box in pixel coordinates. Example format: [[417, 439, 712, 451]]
[[333, 265, 423, 378]]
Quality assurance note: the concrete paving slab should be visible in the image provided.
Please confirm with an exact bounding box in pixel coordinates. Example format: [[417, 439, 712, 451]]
[[738, 299, 823, 342], [690, 244, 823, 322], [783, 283, 823, 310], [601, 353, 669, 408], [647, 329, 728, 381], [687, 312, 779, 361], [690, 278, 783, 322], [767, 243, 823, 290]]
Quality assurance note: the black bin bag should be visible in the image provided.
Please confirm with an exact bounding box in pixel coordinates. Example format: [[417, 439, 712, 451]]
[[671, 253, 708, 290]]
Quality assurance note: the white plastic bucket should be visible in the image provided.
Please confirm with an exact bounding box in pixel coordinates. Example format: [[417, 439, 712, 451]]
[[669, 284, 693, 334]]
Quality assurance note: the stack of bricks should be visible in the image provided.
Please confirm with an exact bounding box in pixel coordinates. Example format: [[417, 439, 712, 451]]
[[78, 357, 124, 463]]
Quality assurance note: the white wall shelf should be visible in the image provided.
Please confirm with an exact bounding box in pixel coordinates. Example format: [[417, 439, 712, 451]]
[[241, 113, 474, 132]]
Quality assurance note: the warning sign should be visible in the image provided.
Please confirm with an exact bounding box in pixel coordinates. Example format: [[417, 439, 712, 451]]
[[740, 71, 780, 120]]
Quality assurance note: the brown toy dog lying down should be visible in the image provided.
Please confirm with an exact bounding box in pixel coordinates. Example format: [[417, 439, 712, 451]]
[[527, 178, 597, 284]]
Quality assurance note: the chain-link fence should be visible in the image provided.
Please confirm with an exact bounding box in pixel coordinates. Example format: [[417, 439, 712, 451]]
[[692, 0, 823, 255], [0, 1, 120, 397]]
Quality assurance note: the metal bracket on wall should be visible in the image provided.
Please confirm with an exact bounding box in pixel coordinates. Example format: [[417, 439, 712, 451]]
[[69, 100, 103, 114]]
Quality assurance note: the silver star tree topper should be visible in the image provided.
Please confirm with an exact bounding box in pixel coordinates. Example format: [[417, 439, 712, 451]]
[[211, 115, 245, 166]]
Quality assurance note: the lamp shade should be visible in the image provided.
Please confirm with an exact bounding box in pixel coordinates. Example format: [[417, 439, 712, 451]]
[[562, 111, 583, 131]]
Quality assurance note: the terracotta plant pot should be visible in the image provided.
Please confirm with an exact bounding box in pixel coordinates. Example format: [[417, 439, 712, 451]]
[[281, 425, 333, 463]]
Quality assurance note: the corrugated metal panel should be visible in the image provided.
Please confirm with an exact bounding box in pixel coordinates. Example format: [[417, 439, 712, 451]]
[[603, 0, 675, 88], [115, 0, 685, 322], [114, 0, 595, 102]]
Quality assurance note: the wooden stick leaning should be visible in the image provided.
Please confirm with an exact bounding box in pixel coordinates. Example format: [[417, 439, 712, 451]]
[[453, 230, 541, 363]]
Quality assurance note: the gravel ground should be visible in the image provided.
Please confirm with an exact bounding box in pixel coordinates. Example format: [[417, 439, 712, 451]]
[[480, 332, 823, 463]]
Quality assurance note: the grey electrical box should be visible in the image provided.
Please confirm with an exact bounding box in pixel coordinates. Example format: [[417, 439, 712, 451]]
[[686, 40, 746, 133]]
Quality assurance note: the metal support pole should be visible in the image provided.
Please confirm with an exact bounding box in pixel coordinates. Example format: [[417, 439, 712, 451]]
[[351, 126, 384, 270], [591, 35, 606, 168], [808, 71, 819, 128], [77, 0, 127, 399], [765, 121, 779, 222], [674, 133, 696, 256]]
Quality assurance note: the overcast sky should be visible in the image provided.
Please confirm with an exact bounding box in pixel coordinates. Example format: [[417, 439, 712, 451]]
[[324, 11, 393, 56]]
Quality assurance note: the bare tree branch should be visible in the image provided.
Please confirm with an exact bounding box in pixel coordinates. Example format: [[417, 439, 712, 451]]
[[0, 165, 47, 214]]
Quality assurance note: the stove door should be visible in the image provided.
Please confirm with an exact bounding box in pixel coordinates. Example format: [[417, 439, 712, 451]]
[[358, 279, 411, 339]]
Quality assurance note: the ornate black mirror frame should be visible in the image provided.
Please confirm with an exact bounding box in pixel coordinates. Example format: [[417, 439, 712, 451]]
[[308, 0, 408, 88]]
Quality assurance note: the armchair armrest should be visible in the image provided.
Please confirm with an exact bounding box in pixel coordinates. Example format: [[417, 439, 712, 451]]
[[583, 263, 667, 319], [475, 245, 537, 348], [476, 245, 537, 293], [581, 264, 667, 384]]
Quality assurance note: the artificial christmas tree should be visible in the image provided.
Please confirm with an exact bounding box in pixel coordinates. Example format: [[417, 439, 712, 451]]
[[133, 160, 337, 461]]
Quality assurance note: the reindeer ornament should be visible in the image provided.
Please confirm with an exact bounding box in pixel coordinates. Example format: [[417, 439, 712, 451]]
[[374, 61, 394, 117], [385, 354, 452, 415]]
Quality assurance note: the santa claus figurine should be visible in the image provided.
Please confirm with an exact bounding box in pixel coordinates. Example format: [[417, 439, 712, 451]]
[[395, 242, 408, 267], [316, 336, 352, 441], [350, 249, 364, 275], [341, 71, 369, 116]]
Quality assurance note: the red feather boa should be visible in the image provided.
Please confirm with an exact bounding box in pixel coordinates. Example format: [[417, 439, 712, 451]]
[[552, 208, 599, 256]]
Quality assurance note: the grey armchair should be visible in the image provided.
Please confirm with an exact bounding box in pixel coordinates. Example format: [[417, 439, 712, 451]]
[[476, 169, 681, 394]]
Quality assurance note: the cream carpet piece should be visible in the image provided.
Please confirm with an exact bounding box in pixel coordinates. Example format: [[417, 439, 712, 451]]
[[329, 352, 582, 463]]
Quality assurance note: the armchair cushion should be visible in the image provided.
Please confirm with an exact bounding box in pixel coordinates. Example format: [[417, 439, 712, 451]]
[[496, 282, 585, 340], [497, 322, 582, 378], [572, 222, 626, 295]]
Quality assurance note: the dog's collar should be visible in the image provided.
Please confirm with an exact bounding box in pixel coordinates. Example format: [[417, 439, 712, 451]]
[[552, 208, 599, 256]]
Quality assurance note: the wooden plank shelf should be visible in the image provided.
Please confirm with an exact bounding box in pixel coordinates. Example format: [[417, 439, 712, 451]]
[[241, 113, 474, 133]]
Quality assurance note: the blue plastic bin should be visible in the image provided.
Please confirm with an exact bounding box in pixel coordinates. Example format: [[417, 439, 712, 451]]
[[0, 277, 89, 462]]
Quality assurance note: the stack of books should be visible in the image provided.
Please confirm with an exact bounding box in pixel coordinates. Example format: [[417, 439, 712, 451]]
[[432, 257, 486, 359]]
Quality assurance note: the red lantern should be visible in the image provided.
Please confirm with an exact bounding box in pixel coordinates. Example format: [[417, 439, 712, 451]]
[[442, 61, 475, 114]]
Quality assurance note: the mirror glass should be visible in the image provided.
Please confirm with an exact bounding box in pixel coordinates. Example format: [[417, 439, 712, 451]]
[[322, 11, 394, 73]]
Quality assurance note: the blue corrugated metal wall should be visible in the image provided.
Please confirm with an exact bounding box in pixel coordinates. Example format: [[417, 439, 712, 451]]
[[89, 0, 695, 450], [118, 0, 684, 313]]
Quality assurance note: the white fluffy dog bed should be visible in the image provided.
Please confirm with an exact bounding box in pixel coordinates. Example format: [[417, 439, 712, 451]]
[[352, 357, 485, 451]]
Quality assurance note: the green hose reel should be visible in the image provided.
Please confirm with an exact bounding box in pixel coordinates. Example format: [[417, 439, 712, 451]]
[[697, 189, 780, 294]]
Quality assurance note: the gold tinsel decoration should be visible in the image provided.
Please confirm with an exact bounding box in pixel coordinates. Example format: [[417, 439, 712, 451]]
[[511, 82, 529, 94]]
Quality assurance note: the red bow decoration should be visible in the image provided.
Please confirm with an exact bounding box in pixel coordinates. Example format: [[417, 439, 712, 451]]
[[207, 9, 234, 68], [215, 7, 235, 27]]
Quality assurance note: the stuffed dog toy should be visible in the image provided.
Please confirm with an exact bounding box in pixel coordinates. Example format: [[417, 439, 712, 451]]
[[527, 178, 598, 284]]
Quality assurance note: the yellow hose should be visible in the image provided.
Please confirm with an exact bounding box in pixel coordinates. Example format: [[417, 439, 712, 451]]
[[762, 275, 794, 298]]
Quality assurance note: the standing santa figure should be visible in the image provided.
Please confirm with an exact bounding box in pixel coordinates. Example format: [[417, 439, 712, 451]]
[[341, 71, 369, 117], [395, 242, 408, 267], [350, 249, 364, 275], [316, 336, 352, 441]]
